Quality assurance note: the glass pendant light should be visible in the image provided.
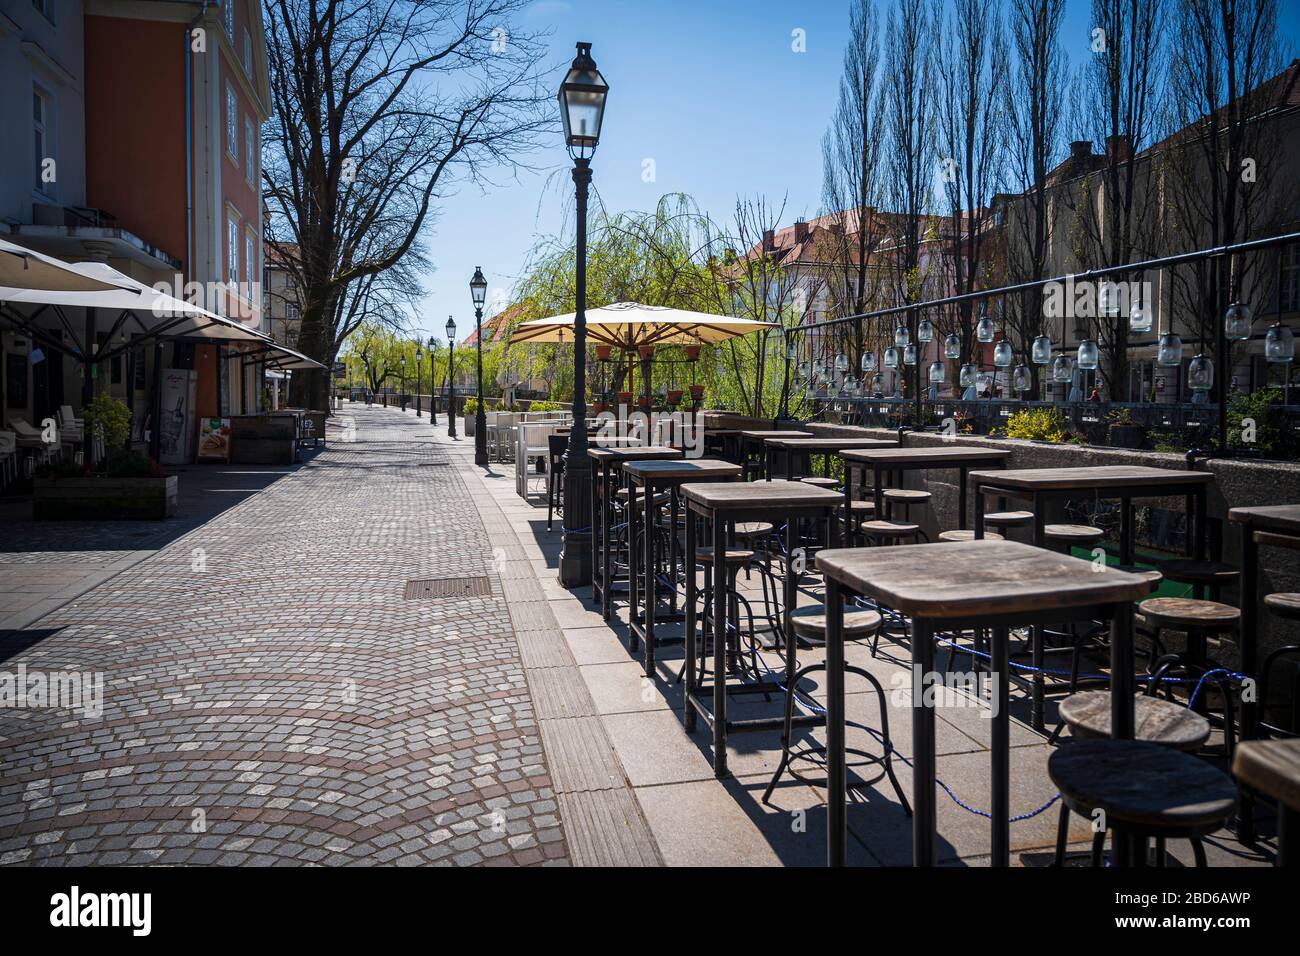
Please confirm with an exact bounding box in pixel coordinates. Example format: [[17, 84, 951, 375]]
[[1052, 354, 1072, 383], [871, 373, 883, 393], [1099, 281, 1120, 317], [976, 310, 995, 343], [993, 340, 1013, 368], [1012, 365, 1032, 393], [917, 317, 934, 343], [1224, 301, 1253, 342], [1265, 322, 1295, 363], [959, 363, 976, 388], [1157, 331, 1183, 367], [1128, 297, 1152, 333], [904, 344, 917, 366], [835, 351, 849, 373], [860, 350, 876, 373], [894, 324, 910, 348], [1188, 353, 1214, 391], [884, 347, 899, 369], [1077, 338, 1099, 370], [787, 343, 798, 361], [944, 332, 961, 359], [1031, 334, 1052, 365], [929, 361, 945, 384]]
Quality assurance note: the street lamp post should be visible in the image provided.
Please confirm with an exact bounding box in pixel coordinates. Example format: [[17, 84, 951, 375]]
[[446, 316, 458, 438], [470, 267, 489, 466], [400, 354, 407, 412], [427, 336, 438, 426], [557, 41, 609, 588], [415, 346, 423, 417]]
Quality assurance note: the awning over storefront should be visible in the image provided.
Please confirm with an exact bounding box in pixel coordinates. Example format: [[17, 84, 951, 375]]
[[0, 237, 133, 293]]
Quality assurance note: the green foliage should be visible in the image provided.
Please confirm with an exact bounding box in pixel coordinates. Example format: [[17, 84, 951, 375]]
[[461, 397, 479, 415], [1004, 406, 1069, 443], [103, 450, 163, 477], [527, 400, 563, 411], [1229, 387, 1296, 458], [82, 394, 132, 449]]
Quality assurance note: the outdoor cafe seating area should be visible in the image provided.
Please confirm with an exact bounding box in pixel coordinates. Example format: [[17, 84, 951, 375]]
[[534, 420, 1300, 867]]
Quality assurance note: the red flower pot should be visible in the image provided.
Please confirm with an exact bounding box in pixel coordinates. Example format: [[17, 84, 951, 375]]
[[688, 384, 705, 401], [638, 345, 655, 360], [595, 345, 612, 360], [666, 389, 683, 406], [685, 345, 701, 361]]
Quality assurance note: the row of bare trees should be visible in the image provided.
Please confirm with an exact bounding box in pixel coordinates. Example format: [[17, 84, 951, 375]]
[[815, 0, 1292, 401]]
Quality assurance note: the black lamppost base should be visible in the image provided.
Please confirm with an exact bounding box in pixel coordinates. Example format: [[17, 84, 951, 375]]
[[558, 465, 592, 587]]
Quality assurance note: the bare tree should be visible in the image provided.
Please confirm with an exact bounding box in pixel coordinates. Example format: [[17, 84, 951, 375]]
[[262, 0, 551, 409], [937, 0, 1006, 392], [1004, 0, 1067, 383]]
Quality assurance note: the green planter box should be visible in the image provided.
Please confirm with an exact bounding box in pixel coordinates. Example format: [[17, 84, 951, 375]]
[[34, 475, 178, 520]]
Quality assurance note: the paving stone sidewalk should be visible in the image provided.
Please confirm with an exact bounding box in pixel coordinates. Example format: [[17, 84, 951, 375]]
[[0, 405, 585, 866]]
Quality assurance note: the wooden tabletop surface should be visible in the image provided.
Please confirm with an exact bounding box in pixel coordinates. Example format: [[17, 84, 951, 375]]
[[840, 446, 1010, 467], [737, 430, 813, 440], [1228, 503, 1300, 534], [816, 540, 1161, 618], [622, 458, 742, 480], [680, 478, 843, 510], [1232, 738, 1300, 811], [764, 436, 897, 451], [968, 464, 1214, 491], [587, 445, 683, 462]]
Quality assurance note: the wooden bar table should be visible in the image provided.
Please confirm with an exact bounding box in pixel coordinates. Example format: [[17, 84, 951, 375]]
[[762, 436, 896, 482], [970, 464, 1214, 730], [623, 459, 742, 677], [701, 427, 744, 463], [840, 446, 1010, 531], [589, 444, 682, 619], [816, 540, 1160, 867], [679, 480, 844, 777], [1232, 738, 1300, 866], [1228, 503, 1300, 842], [738, 430, 811, 480]]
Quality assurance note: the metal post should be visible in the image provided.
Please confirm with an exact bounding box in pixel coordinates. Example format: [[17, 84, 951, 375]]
[[474, 307, 488, 466], [559, 157, 593, 586], [447, 341, 457, 438], [81, 307, 96, 464], [429, 350, 437, 425]]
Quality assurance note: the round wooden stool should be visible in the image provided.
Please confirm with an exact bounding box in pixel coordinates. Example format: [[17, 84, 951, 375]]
[[984, 510, 1034, 530], [841, 499, 875, 543], [1058, 690, 1210, 751], [937, 529, 1004, 543], [732, 521, 774, 540], [692, 547, 754, 567], [883, 487, 932, 524], [1263, 592, 1300, 621], [1044, 524, 1105, 550], [1154, 558, 1239, 600], [800, 476, 839, 489], [860, 518, 922, 545], [1049, 739, 1235, 866]]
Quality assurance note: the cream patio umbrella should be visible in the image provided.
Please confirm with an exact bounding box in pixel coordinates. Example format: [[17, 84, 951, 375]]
[[508, 301, 776, 402], [0, 237, 135, 293]]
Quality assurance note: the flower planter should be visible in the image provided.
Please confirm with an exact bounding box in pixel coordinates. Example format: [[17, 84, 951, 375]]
[[595, 345, 612, 360], [688, 384, 705, 402], [34, 474, 178, 520], [666, 389, 684, 406], [685, 345, 700, 361], [638, 345, 655, 360], [463, 413, 475, 436], [616, 391, 633, 406], [636, 396, 651, 410]]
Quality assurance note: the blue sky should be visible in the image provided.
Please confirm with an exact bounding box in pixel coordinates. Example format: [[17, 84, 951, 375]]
[[422, 0, 1300, 343]]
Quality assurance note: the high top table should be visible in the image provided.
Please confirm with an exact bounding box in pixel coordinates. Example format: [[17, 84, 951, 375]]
[[763, 436, 896, 482], [840, 445, 1011, 530], [737, 430, 812, 480], [816, 540, 1160, 867], [1228, 503, 1300, 842], [970, 464, 1214, 730], [679, 479, 845, 776], [1232, 738, 1300, 866], [623, 458, 743, 678], [589, 444, 683, 619]]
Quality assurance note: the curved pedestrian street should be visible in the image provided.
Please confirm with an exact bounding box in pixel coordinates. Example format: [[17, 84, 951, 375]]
[[0, 404, 657, 866]]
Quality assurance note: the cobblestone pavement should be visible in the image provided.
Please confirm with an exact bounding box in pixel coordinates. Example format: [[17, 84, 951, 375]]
[[0, 405, 567, 866]]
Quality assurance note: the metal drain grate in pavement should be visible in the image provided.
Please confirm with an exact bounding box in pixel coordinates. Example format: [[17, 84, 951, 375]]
[[403, 576, 492, 600]]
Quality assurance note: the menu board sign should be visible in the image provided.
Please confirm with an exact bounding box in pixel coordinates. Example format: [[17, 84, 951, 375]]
[[198, 417, 231, 461]]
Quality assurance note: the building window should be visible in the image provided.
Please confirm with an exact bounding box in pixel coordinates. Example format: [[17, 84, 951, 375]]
[[245, 116, 256, 183], [32, 87, 53, 194], [243, 29, 252, 73], [32, 0, 55, 24], [1283, 244, 1300, 313], [224, 0, 233, 37], [244, 231, 256, 297], [226, 84, 239, 162], [227, 215, 240, 288]]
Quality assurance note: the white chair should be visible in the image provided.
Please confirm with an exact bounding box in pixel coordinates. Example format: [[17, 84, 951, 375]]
[[10, 418, 58, 467], [491, 412, 517, 462], [516, 422, 555, 501]]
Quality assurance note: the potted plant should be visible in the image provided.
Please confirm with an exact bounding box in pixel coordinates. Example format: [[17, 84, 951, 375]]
[[666, 388, 684, 407], [616, 390, 633, 407], [685, 345, 700, 361], [1107, 408, 1147, 449], [636, 395, 651, 411], [638, 344, 655, 360], [595, 345, 612, 361], [462, 396, 479, 435], [688, 384, 705, 403]]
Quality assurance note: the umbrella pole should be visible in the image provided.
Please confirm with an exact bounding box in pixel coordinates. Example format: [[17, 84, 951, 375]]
[[82, 307, 95, 465]]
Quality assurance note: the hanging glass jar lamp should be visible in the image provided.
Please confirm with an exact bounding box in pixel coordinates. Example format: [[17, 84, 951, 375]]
[[1031, 333, 1052, 365], [1077, 338, 1100, 370], [917, 317, 934, 344], [944, 332, 961, 359], [884, 347, 899, 369], [1012, 365, 1032, 394], [1224, 301, 1253, 342], [976, 309, 995, 343], [835, 351, 849, 373], [993, 340, 1013, 368], [904, 344, 917, 366], [929, 361, 945, 384], [1129, 296, 1152, 333], [959, 363, 976, 388], [861, 350, 876, 373], [894, 324, 910, 348], [1266, 322, 1295, 363], [1188, 353, 1214, 391], [1157, 331, 1183, 367], [1052, 353, 1072, 383]]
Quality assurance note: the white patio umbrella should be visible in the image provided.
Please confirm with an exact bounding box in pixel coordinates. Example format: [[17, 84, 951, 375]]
[[508, 301, 775, 349], [0, 237, 134, 293]]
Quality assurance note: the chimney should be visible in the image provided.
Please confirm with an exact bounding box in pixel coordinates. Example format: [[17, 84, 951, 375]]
[[1105, 134, 1131, 163], [793, 218, 809, 243], [762, 229, 775, 253]]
